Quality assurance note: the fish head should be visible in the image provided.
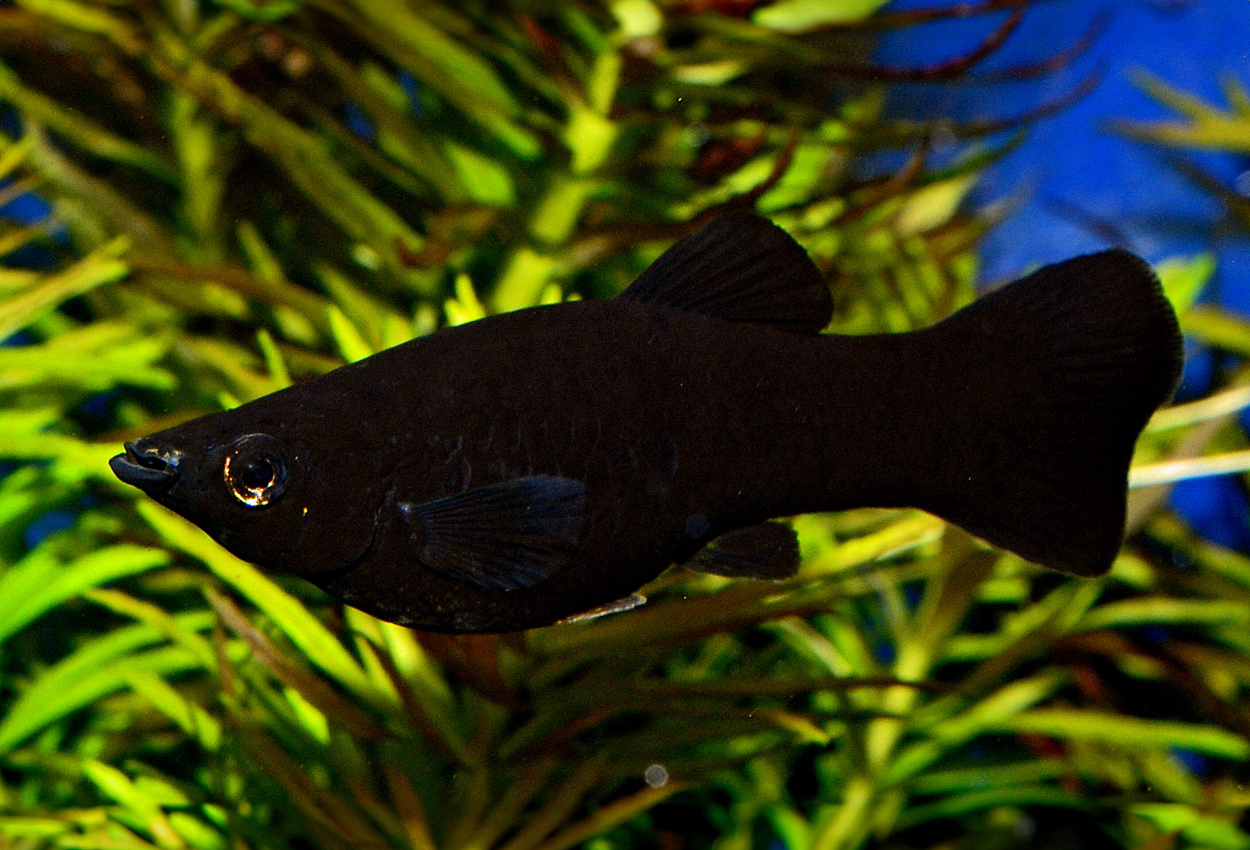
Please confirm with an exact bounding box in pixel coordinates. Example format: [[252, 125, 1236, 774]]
[[110, 406, 387, 578]]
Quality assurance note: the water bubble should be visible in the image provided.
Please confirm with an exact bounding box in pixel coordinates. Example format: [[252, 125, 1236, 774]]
[[644, 763, 669, 788]]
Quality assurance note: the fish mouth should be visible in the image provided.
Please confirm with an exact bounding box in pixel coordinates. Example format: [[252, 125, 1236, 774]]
[[109, 441, 182, 492]]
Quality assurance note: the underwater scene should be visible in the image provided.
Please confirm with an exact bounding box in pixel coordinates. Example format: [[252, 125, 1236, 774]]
[[0, 0, 1248, 847]]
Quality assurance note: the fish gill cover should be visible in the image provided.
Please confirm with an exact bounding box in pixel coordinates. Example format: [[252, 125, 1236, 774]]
[[0, 2, 1243, 850]]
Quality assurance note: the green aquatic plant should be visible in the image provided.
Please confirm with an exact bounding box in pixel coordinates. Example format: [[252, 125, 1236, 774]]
[[1114, 73, 1250, 493], [0, 2, 1243, 849]]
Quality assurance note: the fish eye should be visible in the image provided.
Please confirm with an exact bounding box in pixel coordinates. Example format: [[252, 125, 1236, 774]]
[[223, 434, 289, 508]]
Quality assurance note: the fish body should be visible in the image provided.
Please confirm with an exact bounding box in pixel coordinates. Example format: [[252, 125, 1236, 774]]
[[110, 213, 1182, 632]]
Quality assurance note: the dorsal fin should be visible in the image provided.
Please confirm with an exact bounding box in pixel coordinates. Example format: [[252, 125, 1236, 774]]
[[619, 212, 833, 335]]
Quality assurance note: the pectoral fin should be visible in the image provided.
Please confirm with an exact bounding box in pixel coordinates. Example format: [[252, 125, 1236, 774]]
[[685, 522, 800, 580], [402, 476, 586, 591]]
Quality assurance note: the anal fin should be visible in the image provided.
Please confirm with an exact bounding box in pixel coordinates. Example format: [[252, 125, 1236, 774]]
[[685, 522, 799, 580]]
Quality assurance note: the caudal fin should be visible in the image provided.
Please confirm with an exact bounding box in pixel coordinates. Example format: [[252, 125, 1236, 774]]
[[921, 249, 1182, 576]]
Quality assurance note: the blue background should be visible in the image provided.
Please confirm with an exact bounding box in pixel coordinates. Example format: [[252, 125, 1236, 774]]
[[879, 0, 1250, 549]]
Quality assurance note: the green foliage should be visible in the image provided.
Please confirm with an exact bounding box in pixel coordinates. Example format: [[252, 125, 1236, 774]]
[[0, 2, 1243, 850], [1113, 72, 1250, 154]]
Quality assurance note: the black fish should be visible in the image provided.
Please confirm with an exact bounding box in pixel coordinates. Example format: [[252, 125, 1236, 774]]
[[109, 213, 1182, 633]]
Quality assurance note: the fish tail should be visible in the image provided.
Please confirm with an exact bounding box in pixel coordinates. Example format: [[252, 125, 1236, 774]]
[[918, 249, 1182, 576]]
